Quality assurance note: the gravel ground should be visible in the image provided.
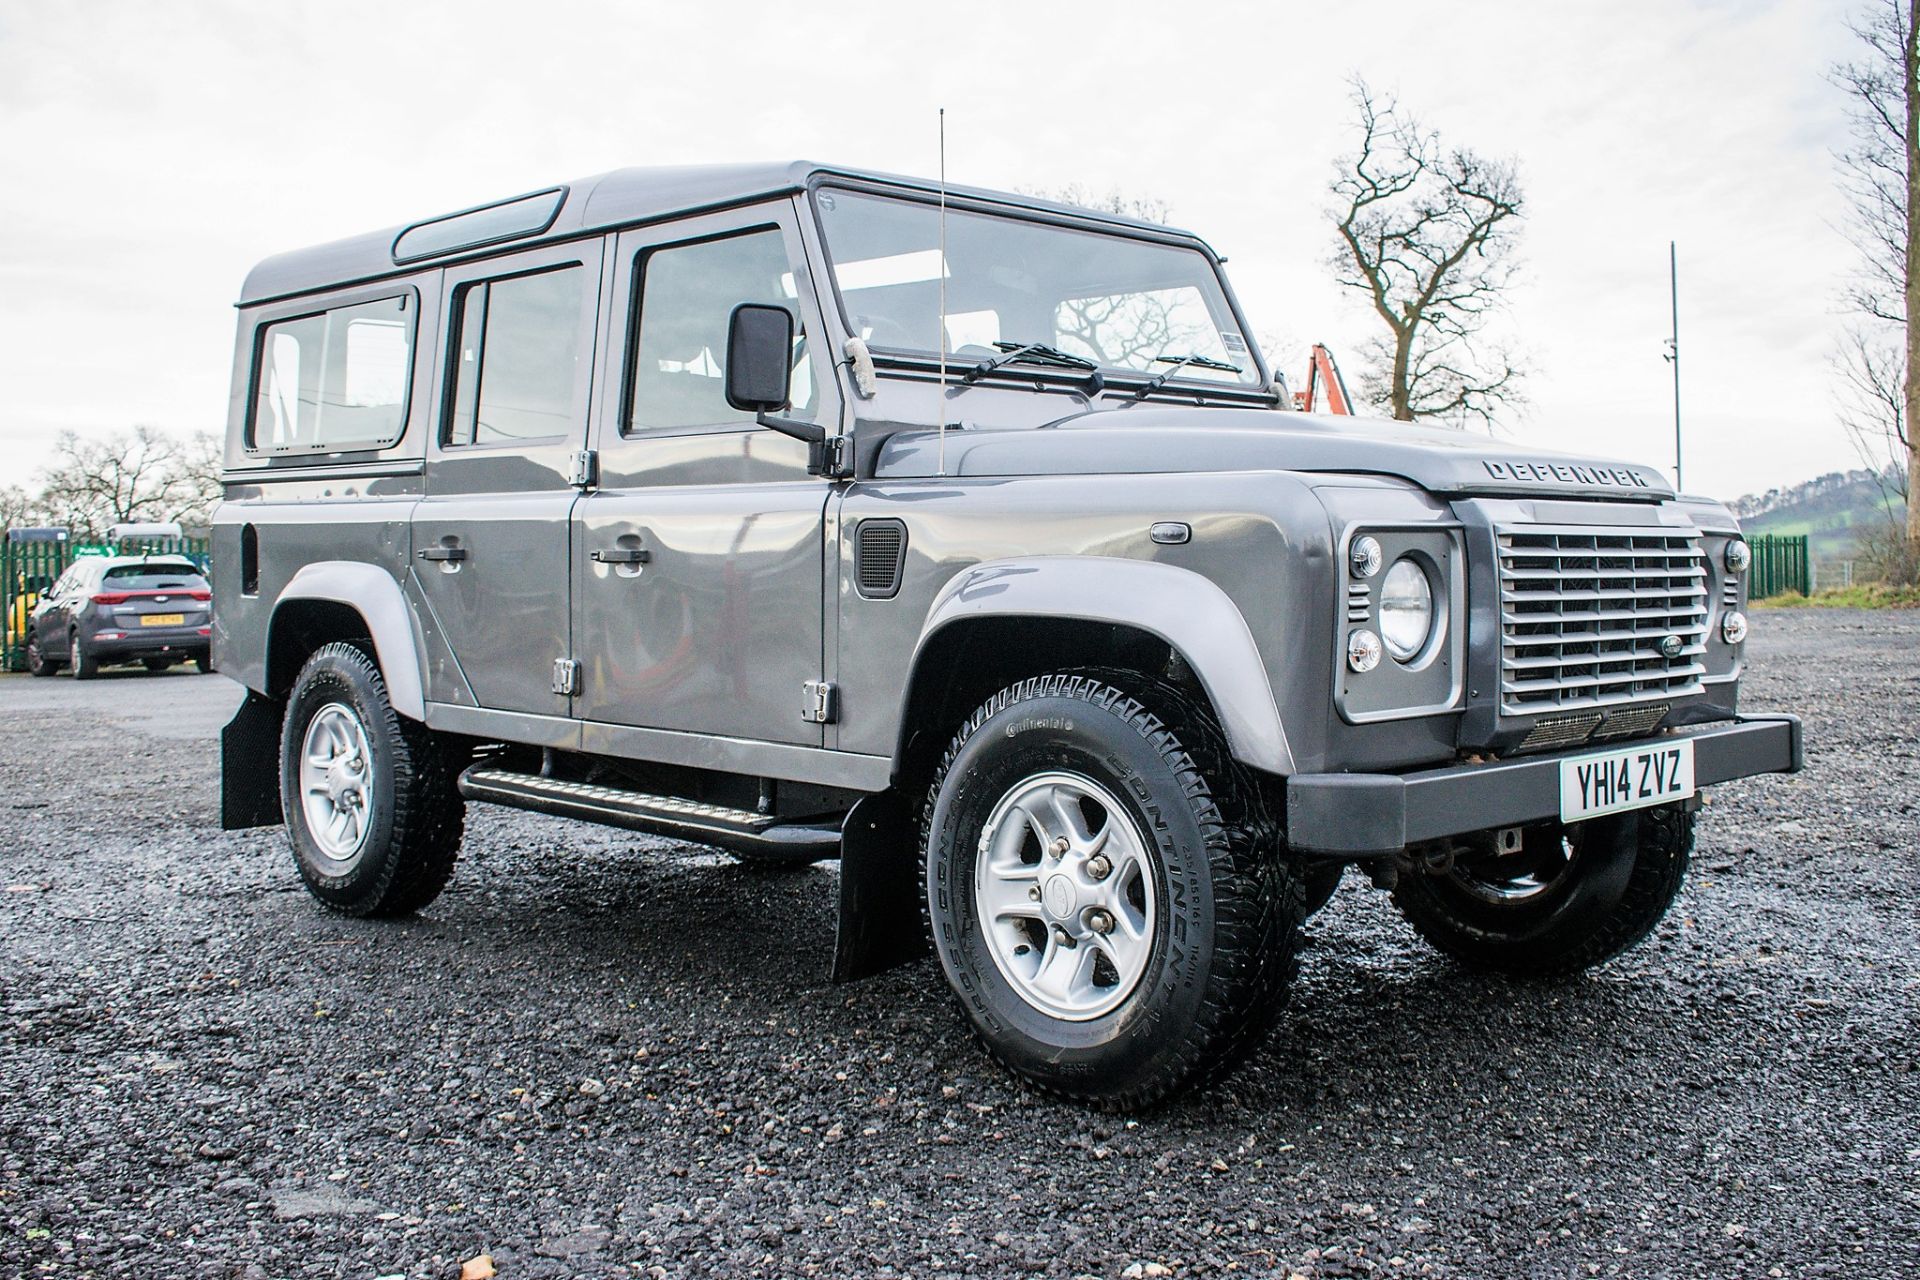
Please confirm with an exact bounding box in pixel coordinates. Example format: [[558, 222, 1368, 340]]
[[0, 609, 1914, 1280]]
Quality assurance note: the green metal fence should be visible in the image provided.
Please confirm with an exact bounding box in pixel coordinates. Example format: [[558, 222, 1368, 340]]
[[3, 530, 211, 671], [1748, 533, 1811, 600]]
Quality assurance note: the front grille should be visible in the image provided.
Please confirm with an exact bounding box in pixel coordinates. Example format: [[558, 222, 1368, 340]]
[[1497, 525, 1707, 716]]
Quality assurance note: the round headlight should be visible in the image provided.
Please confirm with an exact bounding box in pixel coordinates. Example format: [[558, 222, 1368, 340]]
[[1725, 539, 1751, 573], [1350, 535, 1383, 578], [1347, 629, 1383, 673], [1379, 557, 1435, 661], [1722, 610, 1748, 644]]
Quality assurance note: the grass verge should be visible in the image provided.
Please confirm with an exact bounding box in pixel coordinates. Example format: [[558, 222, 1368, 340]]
[[1755, 584, 1920, 608]]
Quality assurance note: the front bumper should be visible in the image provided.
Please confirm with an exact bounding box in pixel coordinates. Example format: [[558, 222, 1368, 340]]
[[1286, 714, 1802, 856]]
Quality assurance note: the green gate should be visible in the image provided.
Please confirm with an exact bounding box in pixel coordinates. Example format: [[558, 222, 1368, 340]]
[[1748, 533, 1811, 600], [4, 530, 212, 671], [3, 529, 74, 671]]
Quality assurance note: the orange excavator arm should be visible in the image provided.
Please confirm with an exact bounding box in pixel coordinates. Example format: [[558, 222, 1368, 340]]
[[1291, 343, 1355, 415]]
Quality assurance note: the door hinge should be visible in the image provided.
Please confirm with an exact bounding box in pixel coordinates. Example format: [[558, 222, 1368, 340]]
[[802, 679, 838, 724], [552, 658, 581, 696], [807, 434, 848, 478], [568, 449, 598, 488]]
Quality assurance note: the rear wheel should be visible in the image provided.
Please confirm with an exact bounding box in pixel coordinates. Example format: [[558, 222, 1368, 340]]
[[142, 658, 172, 673], [194, 654, 213, 674], [1391, 804, 1693, 977], [69, 633, 98, 680], [24, 635, 59, 677], [281, 641, 465, 917], [922, 672, 1300, 1110]]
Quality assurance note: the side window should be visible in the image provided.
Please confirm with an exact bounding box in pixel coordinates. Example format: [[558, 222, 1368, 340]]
[[444, 264, 587, 446], [250, 295, 413, 451], [628, 227, 813, 434]]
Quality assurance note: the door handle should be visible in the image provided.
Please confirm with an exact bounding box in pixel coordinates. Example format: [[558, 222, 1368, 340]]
[[418, 546, 469, 562], [590, 546, 650, 564]]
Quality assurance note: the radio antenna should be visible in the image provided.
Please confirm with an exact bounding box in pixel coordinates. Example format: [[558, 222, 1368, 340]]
[[936, 107, 949, 477]]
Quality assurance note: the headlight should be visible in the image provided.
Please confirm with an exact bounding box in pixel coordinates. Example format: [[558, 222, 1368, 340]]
[[1725, 539, 1751, 573], [1346, 629, 1383, 672], [1722, 610, 1748, 644], [1378, 557, 1434, 661]]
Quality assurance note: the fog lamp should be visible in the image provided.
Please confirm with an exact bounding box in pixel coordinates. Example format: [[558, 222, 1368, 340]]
[[1349, 536, 1383, 578], [1722, 610, 1748, 644], [1347, 628, 1383, 672]]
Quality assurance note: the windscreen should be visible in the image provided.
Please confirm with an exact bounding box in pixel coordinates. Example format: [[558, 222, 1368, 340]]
[[816, 189, 1257, 385], [102, 563, 205, 589]]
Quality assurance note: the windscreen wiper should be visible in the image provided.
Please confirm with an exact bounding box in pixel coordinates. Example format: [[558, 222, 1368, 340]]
[[962, 340, 1099, 383], [1127, 351, 1244, 402]]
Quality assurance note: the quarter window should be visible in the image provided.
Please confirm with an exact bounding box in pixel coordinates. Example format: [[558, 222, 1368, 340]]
[[628, 228, 812, 433], [250, 295, 413, 451], [444, 264, 588, 446]]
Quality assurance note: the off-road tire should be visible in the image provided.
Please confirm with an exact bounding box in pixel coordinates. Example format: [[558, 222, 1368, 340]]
[[921, 671, 1301, 1110], [281, 641, 465, 917], [69, 633, 98, 681], [25, 635, 59, 677], [1391, 803, 1693, 977]]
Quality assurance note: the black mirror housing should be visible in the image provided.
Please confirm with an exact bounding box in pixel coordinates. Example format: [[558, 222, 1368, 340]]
[[725, 303, 796, 414]]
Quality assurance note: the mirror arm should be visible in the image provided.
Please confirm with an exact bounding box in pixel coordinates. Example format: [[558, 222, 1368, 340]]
[[756, 412, 846, 478], [754, 411, 826, 445]]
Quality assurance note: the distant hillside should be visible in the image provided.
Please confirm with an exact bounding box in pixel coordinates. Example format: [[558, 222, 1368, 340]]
[[1732, 468, 1906, 560]]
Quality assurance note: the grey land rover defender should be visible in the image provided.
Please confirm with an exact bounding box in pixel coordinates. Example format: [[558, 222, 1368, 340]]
[[215, 162, 1800, 1108]]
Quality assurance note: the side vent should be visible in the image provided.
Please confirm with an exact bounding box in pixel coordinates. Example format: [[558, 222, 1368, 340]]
[[854, 519, 907, 600]]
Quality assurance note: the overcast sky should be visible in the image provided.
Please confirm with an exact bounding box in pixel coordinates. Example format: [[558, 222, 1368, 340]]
[[0, 0, 1868, 503]]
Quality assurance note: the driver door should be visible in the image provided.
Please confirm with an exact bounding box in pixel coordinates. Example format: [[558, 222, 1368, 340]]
[[571, 201, 837, 746]]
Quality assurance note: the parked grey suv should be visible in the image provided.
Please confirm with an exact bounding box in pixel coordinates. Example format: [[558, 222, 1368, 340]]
[[214, 163, 1800, 1108], [27, 556, 212, 678]]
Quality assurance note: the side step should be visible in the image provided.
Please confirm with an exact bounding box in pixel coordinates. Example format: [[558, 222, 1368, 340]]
[[457, 765, 842, 860]]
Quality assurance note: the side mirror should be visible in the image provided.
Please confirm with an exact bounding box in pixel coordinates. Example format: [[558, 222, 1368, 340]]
[[724, 303, 796, 414]]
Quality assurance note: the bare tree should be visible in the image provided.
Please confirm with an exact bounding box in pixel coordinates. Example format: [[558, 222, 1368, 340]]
[[35, 427, 210, 539], [1328, 79, 1525, 426], [0, 484, 49, 532], [1832, 0, 1920, 571]]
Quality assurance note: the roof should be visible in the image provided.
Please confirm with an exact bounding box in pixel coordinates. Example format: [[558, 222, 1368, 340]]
[[237, 161, 1204, 306]]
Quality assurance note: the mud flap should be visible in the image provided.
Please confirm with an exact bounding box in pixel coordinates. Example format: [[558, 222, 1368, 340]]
[[221, 691, 285, 830], [831, 789, 929, 982]]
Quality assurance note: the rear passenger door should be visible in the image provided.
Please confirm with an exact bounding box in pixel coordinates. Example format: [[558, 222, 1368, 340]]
[[411, 239, 606, 718]]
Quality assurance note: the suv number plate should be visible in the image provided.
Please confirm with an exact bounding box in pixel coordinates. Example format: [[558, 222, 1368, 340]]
[[141, 614, 186, 626], [1558, 739, 1694, 823]]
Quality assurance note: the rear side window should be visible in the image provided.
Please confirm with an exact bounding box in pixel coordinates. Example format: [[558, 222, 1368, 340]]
[[102, 563, 206, 589], [250, 295, 414, 452], [444, 265, 587, 446]]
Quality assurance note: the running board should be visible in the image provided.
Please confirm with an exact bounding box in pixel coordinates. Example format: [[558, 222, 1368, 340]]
[[456, 765, 842, 859]]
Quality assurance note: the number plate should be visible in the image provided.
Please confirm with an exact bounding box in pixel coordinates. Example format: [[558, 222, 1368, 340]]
[[140, 614, 186, 627], [1559, 739, 1694, 823]]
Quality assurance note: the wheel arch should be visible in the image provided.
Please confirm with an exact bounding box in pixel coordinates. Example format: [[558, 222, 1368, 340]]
[[892, 557, 1293, 786], [265, 562, 426, 720]]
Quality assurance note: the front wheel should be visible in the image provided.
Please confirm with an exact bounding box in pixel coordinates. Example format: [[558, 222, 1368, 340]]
[[922, 673, 1300, 1110], [281, 641, 466, 917], [1391, 804, 1693, 977]]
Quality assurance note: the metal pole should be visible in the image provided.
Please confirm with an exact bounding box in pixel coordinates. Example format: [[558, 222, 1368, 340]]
[[1668, 241, 1683, 492]]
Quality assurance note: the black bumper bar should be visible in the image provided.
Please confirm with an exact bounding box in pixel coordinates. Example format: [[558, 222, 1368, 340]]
[[1286, 714, 1802, 856]]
